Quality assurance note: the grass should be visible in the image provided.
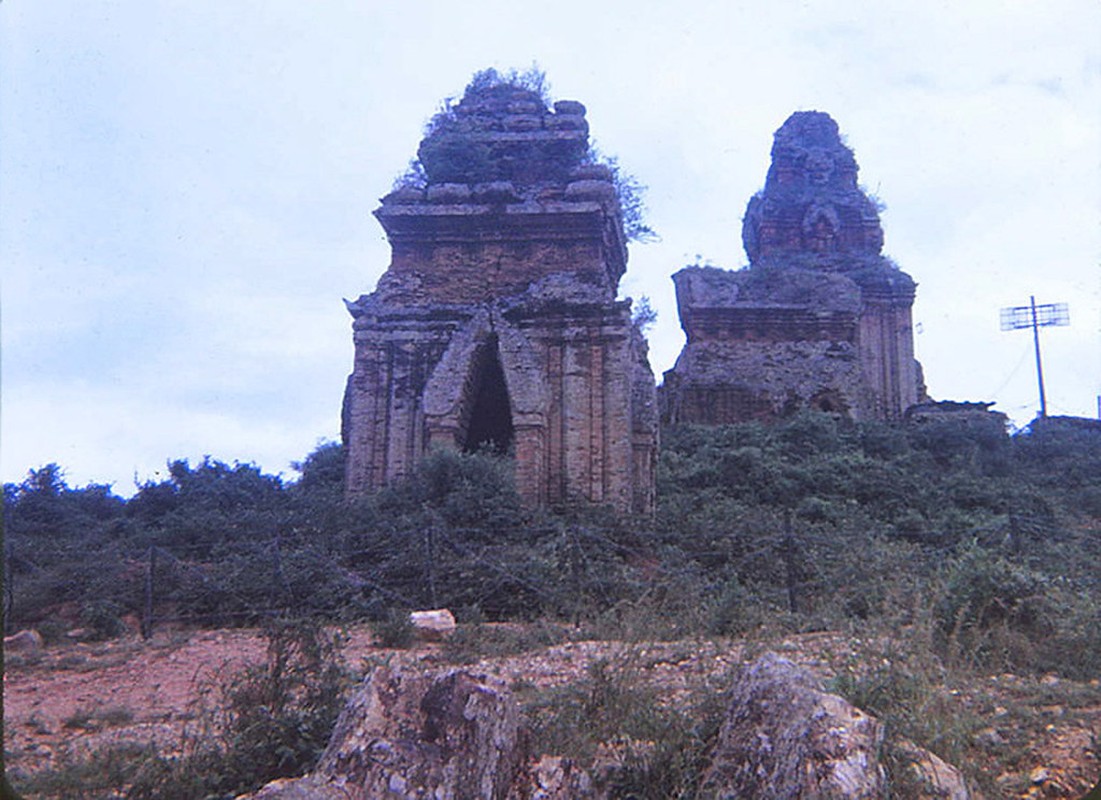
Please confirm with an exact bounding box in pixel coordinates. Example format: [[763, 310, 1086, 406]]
[[12, 742, 156, 800], [62, 703, 135, 732], [441, 619, 573, 664], [521, 654, 726, 798], [11, 620, 351, 800], [823, 611, 1101, 799], [12, 611, 1101, 799]]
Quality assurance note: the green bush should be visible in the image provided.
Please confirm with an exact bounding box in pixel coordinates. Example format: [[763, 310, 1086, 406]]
[[934, 546, 1051, 670], [78, 599, 128, 641], [12, 743, 155, 799], [373, 607, 415, 649], [524, 656, 722, 798], [1031, 586, 1101, 681], [7, 410, 1101, 666], [126, 619, 349, 800]]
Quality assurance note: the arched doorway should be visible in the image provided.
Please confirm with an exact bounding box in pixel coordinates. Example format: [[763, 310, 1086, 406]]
[[461, 336, 514, 454]]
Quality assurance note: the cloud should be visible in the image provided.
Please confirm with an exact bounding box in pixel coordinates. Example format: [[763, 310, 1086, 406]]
[[3, 0, 1099, 490]]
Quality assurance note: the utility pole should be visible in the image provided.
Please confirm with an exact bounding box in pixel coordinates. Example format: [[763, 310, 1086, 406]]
[[1000, 297, 1069, 419], [1029, 296, 1048, 418], [142, 546, 157, 640]]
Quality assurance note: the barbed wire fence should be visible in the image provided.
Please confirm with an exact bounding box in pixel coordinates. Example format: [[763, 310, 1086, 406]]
[[1, 505, 1073, 640]]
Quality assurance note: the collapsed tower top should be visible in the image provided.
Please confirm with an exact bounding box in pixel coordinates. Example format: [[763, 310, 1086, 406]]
[[415, 82, 591, 187], [742, 110, 885, 267], [370, 75, 630, 304]]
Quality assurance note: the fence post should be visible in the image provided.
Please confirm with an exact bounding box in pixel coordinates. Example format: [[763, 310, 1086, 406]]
[[141, 546, 156, 640], [425, 525, 437, 609], [782, 512, 800, 614], [272, 535, 292, 610], [3, 543, 13, 635]]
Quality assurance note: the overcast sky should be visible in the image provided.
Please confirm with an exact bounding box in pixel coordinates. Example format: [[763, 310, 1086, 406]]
[[3, 1, 1099, 493]]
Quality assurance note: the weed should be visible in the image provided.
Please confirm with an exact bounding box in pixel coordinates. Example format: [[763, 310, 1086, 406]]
[[373, 607, 415, 649], [62, 703, 134, 732], [25, 714, 52, 735], [53, 653, 89, 670], [124, 619, 349, 800], [36, 618, 69, 645], [78, 599, 129, 641], [12, 742, 154, 799], [523, 655, 723, 797], [3, 651, 40, 669], [827, 623, 992, 796], [442, 620, 571, 664]]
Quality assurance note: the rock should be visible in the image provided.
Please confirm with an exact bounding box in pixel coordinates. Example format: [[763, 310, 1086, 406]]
[[563, 179, 617, 203], [894, 739, 973, 799], [553, 100, 586, 117], [382, 186, 426, 204], [527, 755, 597, 799], [569, 163, 613, 182], [699, 652, 886, 799], [974, 725, 1007, 749], [504, 114, 543, 132], [545, 113, 588, 132], [409, 608, 457, 640], [244, 665, 525, 800], [471, 180, 521, 203], [237, 775, 350, 799], [426, 183, 473, 204], [4, 629, 43, 654]]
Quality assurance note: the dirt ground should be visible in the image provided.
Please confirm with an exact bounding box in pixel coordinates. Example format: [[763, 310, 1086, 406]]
[[4, 625, 1100, 798]]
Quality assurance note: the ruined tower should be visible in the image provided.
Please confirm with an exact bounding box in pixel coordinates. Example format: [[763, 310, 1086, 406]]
[[661, 111, 923, 424], [342, 79, 658, 513]]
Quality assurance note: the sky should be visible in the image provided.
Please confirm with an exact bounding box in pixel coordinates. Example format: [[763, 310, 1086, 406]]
[[2, 0, 1099, 494]]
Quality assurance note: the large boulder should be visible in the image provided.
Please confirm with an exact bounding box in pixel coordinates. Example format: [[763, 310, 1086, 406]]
[[240, 665, 524, 800], [700, 652, 886, 799], [892, 739, 973, 800], [242, 651, 974, 800]]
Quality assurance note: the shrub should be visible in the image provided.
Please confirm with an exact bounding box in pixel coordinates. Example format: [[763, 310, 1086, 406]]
[[1031, 586, 1101, 680], [78, 599, 128, 641], [12, 743, 154, 799], [934, 546, 1051, 670], [441, 619, 571, 665], [828, 632, 982, 793], [373, 608, 415, 649], [524, 656, 722, 798], [127, 619, 349, 799], [62, 703, 134, 732]]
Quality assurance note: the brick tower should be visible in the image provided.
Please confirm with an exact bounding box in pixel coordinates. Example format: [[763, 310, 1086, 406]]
[[342, 80, 657, 513], [661, 111, 924, 424]]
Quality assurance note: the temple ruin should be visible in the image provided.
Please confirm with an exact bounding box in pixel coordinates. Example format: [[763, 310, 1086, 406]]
[[341, 80, 658, 513], [660, 111, 924, 424]]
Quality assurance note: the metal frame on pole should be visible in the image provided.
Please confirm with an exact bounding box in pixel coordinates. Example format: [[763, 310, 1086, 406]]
[[1000, 297, 1069, 420]]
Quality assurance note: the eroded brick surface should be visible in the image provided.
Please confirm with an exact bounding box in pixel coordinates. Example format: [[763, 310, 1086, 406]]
[[342, 84, 657, 513], [661, 111, 925, 424]]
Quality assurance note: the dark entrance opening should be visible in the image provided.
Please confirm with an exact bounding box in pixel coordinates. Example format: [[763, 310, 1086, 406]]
[[809, 389, 848, 416], [461, 338, 514, 455]]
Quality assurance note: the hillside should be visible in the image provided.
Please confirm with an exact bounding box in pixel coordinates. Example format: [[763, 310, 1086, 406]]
[[4, 411, 1101, 796]]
